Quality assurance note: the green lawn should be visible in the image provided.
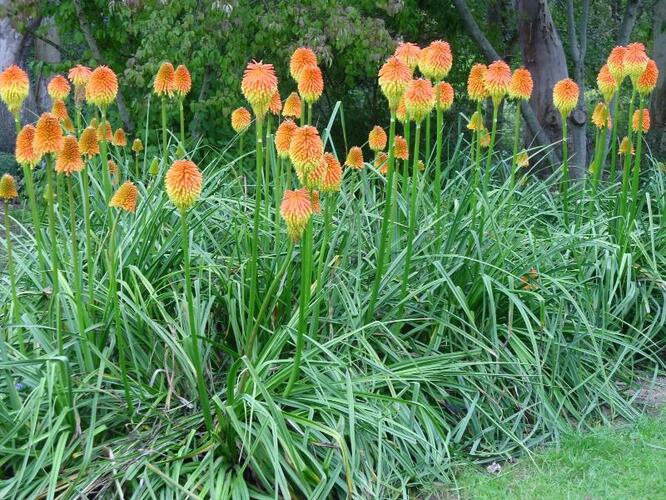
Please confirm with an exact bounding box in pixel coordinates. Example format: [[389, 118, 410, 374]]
[[445, 411, 666, 499]]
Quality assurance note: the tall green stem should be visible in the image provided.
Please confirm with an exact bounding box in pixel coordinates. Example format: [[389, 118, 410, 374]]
[[99, 108, 111, 200], [81, 165, 94, 305], [402, 121, 411, 194], [628, 96, 646, 231], [179, 98, 185, 146], [5, 202, 23, 354], [435, 107, 444, 236], [45, 155, 61, 355], [510, 104, 522, 191], [425, 113, 431, 162], [247, 118, 264, 334], [484, 102, 500, 194], [560, 117, 570, 227], [161, 97, 168, 162], [608, 96, 621, 184], [617, 88, 636, 234]]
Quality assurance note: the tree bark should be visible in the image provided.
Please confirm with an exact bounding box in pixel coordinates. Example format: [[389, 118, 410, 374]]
[[0, 0, 24, 153], [617, 0, 642, 46], [650, 0, 666, 155]]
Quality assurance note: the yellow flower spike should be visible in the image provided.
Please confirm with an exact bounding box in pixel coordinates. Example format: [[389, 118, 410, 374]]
[[282, 92, 302, 119], [395, 95, 409, 123], [607, 46, 627, 82], [368, 125, 387, 152], [55, 136, 85, 175], [68, 65, 92, 87], [62, 116, 75, 133], [467, 63, 489, 102], [289, 125, 323, 179], [108, 160, 119, 184], [484, 60, 512, 105], [345, 146, 364, 169], [435, 81, 455, 112], [624, 42, 649, 81], [96, 121, 112, 142], [378, 56, 411, 111], [33, 112, 64, 156], [298, 65, 324, 104], [174, 64, 192, 97], [467, 111, 484, 131], [509, 68, 533, 101], [632, 108, 650, 132], [290, 47, 318, 81], [275, 119, 298, 159], [269, 91, 282, 116], [79, 127, 99, 158], [165, 159, 203, 210], [0, 65, 29, 114], [15, 124, 40, 168], [86, 66, 118, 108], [154, 62, 176, 97], [393, 135, 409, 161], [47, 75, 70, 101], [132, 138, 144, 154], [309, 152, 342, 193], [404, 78, 435, 123], [280, 188, 313, 241], [479, 130, 491, 148], [636, 59, 658, 95], [552, 78, 579, 117], [375, 151, 389, 174], [0, 173, 18, 200], [241, 60, 278, 120], [419, 40, 453, 81], [109, 181, 139, 214], [231, 107, 252, 135], [112, 128, 127, 147], [597, 64, 619, 103], [51, 100, 69, 121], [394, 42, 421, 72], [619, 136, 634, 156], [592, 102, 611, 129]]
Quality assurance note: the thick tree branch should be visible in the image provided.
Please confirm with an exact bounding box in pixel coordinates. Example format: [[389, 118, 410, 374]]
[[617, 0, 642, 45]]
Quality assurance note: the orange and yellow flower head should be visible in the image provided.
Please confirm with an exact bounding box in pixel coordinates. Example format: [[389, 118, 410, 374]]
[[419, 40, 453, 81], [154, 62, 176, 97], [289, 125, 323, 178], [97, 121, 112, 142], [467, 111, 485, 132], [309, 152, 342, 192], [79, 127, 99, 158], [0, 173, 18, 200], [368, 125, 387, 152], [231, 107, 252, 134], [404, 78, 435, 123], [591, 102, 611, 129], [396, 95, 408, 123], [552, 78, 579, 117], [241, 60, 278, 119], [435, 81, 454, 112], [275, 119, 298, 158], [132, 138, 144, 154], [484, 60, 512, 104], [378, 56, 412, 111], [607, 46, 627, 81], [165, 159, 203, 210], [345, 146, 364, 169], [394, 42, 421, 72], [55, 136, 84, 175], [269, 91, 282, 115], [624, 42, 649, 81], [0, 65, 29, 114], [109, 181, 139, 213], [174, 64, 192, 97], [636, 59, 658, 95], [112, 128, 127, 147], [375, 151, 389, 174], [619, 136, 634, 156], [290, 47, 318, 81], [467, 63, 489, 102], [280, 188, 312, 241], [33, 112, 64, 156], [68, 65, 92, 87], [632, 108, 650, 132], [108, 159, 119, 184], [393, 134, 409, 160], [15, 124, 40, 168], [597, 64, 619, 102], [283, 92, 302, 119], [51, 99, 69, 121], [86, 66, 118, 108], [47, 75, 70, 101], [510, 67, 533, 101], [298, 64, 324, 104]]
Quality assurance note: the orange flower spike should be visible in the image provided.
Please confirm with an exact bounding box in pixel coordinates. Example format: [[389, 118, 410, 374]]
[[467, 63, 489, 102], [435, 81, 455, 112], [290, 47, 317, 81], [404, 78, 435, 123], [378, 56, 412, 111], [396, 95, 408, 123], [86, 65, 118, 108], [132, 138, 144, 154], [68, 65, 92, 87], [632, 108, 650, 132], [419, 40, 453, 81], [484, 60, 512, 105], [112, 128, 127, 147], [241, 60, 278, 120], [280, 188, 312, 241], [607, 46, 627, 82], [597, 64, 619, 102], [231, 107, 252, 134], [624, 42, 649, 81], [0, 65, 30, 114], [552, 78, 579, 117], [33, 112, 64, 156], [283, 92, 302, 119], [174, 64, 192, 97], [289, 125, 323, 177], [79, 127, 99, 158], [109, 181, 139, 213], [298, 64, 324, 104], [165, 159, 203, 210], [55, 136, 85, 175], [619, 136, 634, 156], [269, 91, 282, 116], [15, 124, 40, 167], [0, 174, 18, 200], [393, 135, 409, 160], [394, 42, 421, 72], [153, 62, 176, 97], [97, 121, 112, 142], [345, 146, 364, 169], [368, 126, 387, 152], [275, 119, 298, 158], [510, 68, 533, 101], [375, 151, 389, 174], [108, 160, 119, 184], [310, 190, 321, 214], [47, 75, 70, 101], [591, 102, 611, 129], [318, 153, 342, 192], [62, 116, 75, 134], [636, 59, 658, 95], [51, 100, 69, 121]]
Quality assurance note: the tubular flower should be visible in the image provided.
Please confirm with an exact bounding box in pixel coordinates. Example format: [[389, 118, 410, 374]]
[[516, 150, 529, 168], [241, 60, 278, 119], [484, 60, 512, 104], [89, 117, 98, 129], [375, 151, 389, 174], [393, 135, 409, 160], [55, 136, 84, 175], [97, 122, 112, 142], [280, 188, 312, 241], [396, 95, 408, 123], [174, 64, 192, 97], [368, 125, 387, 152], [597, 64, 619, 102], [479, 130, 491, 148], [591, 102, 611, 129], [62, 117, 75, 133], [607, 46, 627, 81], [0, 65, 29, 113], [636, 59, 658, 95], [79, 127, 99, 157], [231, 107, 252, 134], [289, 125, 323, 178], [275, 119, 298, 158], [15, 124, 40, 167], [109, 181, 139, 213], [51, 99, 69, 121], [153, 62, 176, 97], [419, 40, 453, 81], [297, 64, 324, 104], [552, 78, 579, 117], [283, 92, 302, 119], [309, 152, 342, 192], [394, 42, 421, 72], [112, 128, 127, 147], [624, 42, 649, 81], [165, 159, 203, 210], [467, 63, 488, 102], [290, 47, 317, 81], [269, 91, 282, 115], [619, 136, 634, 156], [632, 108, 650, 132], [33, 112, 64, 156], [68, 65, 92, 87], [86, 66, 118, 108], [345, 146, 364, 169], [378, 56, 412, 110], [467, 111, 485, 131], [0, 174, 18, 200], [132, 138, 144, 154], [435, 81, 454, 111], [404, 78, 435, 123], [510, 68, 533, 100], [310, 190, 321, 214], [47, 75, 70, 101], [108, 160, 119, 184]]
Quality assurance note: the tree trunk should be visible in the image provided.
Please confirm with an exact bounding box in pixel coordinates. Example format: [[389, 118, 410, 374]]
[[650, 0, 666, 155], [617, 0, 642, 46], [0, 0, 23, 153]]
